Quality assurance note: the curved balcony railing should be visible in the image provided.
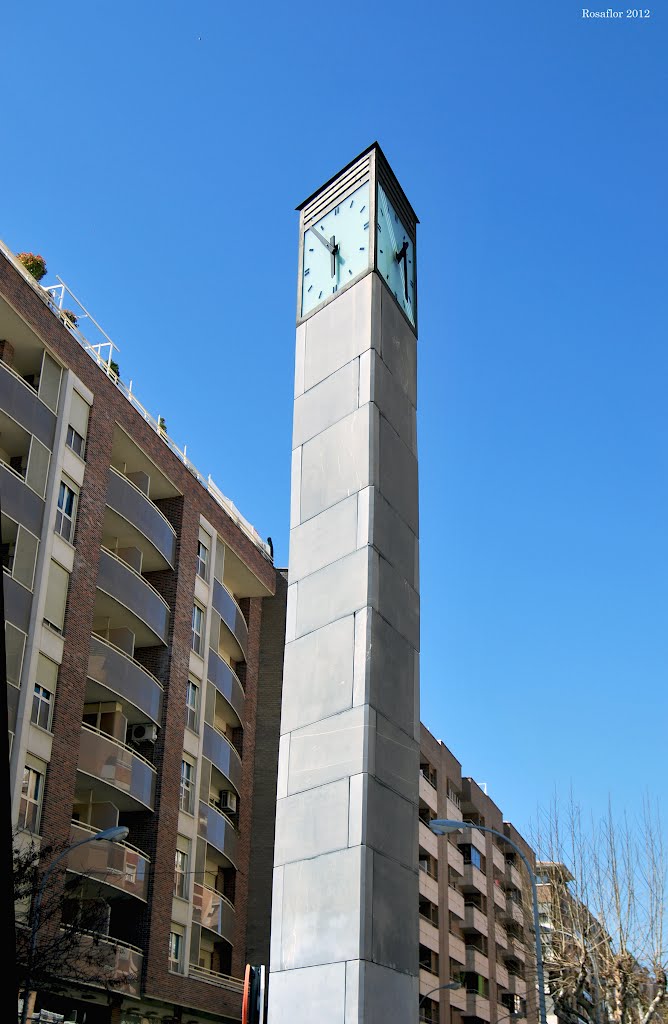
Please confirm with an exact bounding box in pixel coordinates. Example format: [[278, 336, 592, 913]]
[[0, 460, 44, 535], [0, 359, 56, 448], [202, 722, 242, 794], [69, 930, 143, 996], [97, 547, 169, 644], [88, 633, 163, 724], [78, 723, 156, 811], [106, 467, 176, 568], [207, 649, 245, 722], [198, 800, 239, 867], [187, 964, 244, 993], [212, 579, 248, 659], [192, 882, 235, 944], [68, 822, 149, 901]]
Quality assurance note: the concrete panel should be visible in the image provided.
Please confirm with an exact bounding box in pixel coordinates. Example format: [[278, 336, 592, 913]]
[[270, 865, 284, 968], [290, 447, 302, 528], [285, 583, 297, 643], [353, 609, 417, 734], [287, 705, 374, 796], [373, 352, 417, 455], [300, 405, 373, 524], [371, 490, 418, 589], [377, 554, 420, 651], [371, 850, 419, 972], [378, 416, 419, 536], [293, 358, 360, 449], [378, 285, 417, 406], [281, 616, 355, 734], [303, 275, 375, 391], [295, 547, 369, 639], [277, 846, 367, 969], [289, 495, 358, 583], [274, 779, 350, 866], [276, 734, 289, 799], [375, 711, 419, 803], [364, 777, 417, 869], [269, 963, 346, 1024], [354, 960, 419, 1024], [294, 322, 306, 398], [356, 487, 372, 550]]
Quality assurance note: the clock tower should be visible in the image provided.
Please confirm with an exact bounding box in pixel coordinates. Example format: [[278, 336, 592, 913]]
[[268, 143, 420, 1024]]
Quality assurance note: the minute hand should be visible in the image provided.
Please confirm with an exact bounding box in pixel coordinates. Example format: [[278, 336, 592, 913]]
[[309, 223, 336, 254]]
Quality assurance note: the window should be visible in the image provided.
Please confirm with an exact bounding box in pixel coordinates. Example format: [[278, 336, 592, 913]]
[[191, 604, 204, 655], [19, 766, 43, 832], [55, 481, 76, 543], [186, 679, 199, 732], [179, 758, 195, 814], [196, 540, 209, 581], [419, 944, 439, 974], [31, 683, 52, 731], [174, 846, 189, 899], [65, 425, 85, 459], [168, 929, 183, 972], [462, 844, 483, 871]]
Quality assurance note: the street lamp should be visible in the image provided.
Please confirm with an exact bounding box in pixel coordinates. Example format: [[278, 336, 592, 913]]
[[419, 979, 461, 1009], [19, 824, 129, 1024], [428, 819, 548, 1024]]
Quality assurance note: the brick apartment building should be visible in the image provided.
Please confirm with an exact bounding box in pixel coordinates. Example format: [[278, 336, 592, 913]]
[[1, 242, 280, 1023], [418, 725, 539, 1024]]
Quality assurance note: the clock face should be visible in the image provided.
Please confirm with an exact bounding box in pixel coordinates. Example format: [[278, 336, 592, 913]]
[[376, 183, 416, 326], [301, 181, 371, 318]]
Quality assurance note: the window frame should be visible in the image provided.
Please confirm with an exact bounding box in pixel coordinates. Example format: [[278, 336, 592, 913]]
[[185, 679, 199, 733], [168, 929, 184, 973], [31, 682, 53, 732], [65, 424, 85, 460], [55, 480, 77, 543], [191, 603, 204, 656], [196, 540, 209, 582], [174, 848, 189, 900], [19, 766, 43, 833], [179, 758, 195, 814]]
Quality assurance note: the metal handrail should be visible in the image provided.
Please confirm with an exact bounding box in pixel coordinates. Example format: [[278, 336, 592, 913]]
[[187, 963, 244, 992]]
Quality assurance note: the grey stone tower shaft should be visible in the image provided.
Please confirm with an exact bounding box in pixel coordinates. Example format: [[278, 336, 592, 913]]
[[268, 153, 420, 1024]]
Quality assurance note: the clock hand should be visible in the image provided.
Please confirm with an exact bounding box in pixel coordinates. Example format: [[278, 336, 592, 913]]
[[308, 223, 339, 277], [395, 241, 409, 301]]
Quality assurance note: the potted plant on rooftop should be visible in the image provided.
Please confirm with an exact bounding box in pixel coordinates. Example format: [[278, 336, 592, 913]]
[[17, 252, 47, 281]]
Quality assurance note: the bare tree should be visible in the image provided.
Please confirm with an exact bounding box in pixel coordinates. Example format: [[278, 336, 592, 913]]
[[14, 832, 137, 1015], [530, 798, 667, 1024]]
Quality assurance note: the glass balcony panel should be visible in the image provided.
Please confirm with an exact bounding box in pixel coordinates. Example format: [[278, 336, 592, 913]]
[[198, 800, 239, 867], [68, 822, 149, 901], [106, 468, 176, 568], [191, 882, 235, 944], [97, 548, 169, 644], [78, 724, 156, 811], [207, 649, 245, 722], [212, 579, 248, 660], [3, 574, 32, 632], [0, 359, 56, 448], [88, 634, 162, 723], [71, 931, 143, 996], [0, 461, 43, 534], [202, 722, 242, 794]]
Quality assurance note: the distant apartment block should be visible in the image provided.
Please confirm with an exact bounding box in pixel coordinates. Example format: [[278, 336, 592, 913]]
[[1, 243, 277, 1024], [418, 724, 539, 1024]]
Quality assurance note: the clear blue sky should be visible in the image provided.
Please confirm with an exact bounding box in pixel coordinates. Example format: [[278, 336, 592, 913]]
[[3, 2, 666, 837]]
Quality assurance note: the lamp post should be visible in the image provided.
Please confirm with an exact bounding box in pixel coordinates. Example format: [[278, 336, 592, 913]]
[[19, 824, 129, 1024], [419, 979, 461, 1009], [428, 819, 548, 1024]]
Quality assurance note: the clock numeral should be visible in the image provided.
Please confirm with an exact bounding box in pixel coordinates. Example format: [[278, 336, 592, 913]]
[[332, 285, 338, 293], [348, 269, 353, 276], [308, 285, 313, 293], [309, 247, 314, 252], [349, 200, 354, 208], [377, 223, 382, 232], [359, 247, 365, 251], [318, 291, 323, 299], [379, 248, 384, 254], [304, 269, 310, 276], [363, 221, 369, 230], [334, 206, 340, 215]]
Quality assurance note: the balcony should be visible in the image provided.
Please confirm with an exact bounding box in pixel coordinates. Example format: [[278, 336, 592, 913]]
[[72, 931, 143, 996], [419, 820, 438, 857], [463, 905, 489, 936], [77, 723, 157, 811], [463, 862, 487, 894], [507, 973, 527, 996], [504, 899, 524, 926], [448, 932, 466, 965], [3, 573, 32, 632], [0, 460, 44, 535], [447, 842, 465, 876], [419, 967, 439, 995], [450, 985, 468, 1012], [466, 946, 489, 976], [88, 634, 162, 724], [466, 993, 491, 1021], [448, 884, 465, 920], [492, 845, 506, 873], [494, 920, 508, 948], [207, 649, 245, 722], [105, 467, 177, 569], [192, 882, 235, 944], [212, 578, 248, 660], [446, 797, 463, 823], [187, 964, 244, 993], [198, 799, 239, 867], [67, 822, 149, 901], [507, 863, 522, 889], [0, 358, 56, 448], [496, 962, 510, 989], [419, 772, 438, 812], [504, 937, 526, 963], [202, 722, 242, 794], [493, 879, 507, 910], [96, 547, 169, 645]]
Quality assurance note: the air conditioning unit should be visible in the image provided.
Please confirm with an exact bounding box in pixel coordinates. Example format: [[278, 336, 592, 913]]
[[220, 790, 238, 814], [129, 723, 158, 743]]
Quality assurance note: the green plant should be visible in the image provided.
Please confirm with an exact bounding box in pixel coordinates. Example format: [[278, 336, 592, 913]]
[[17, 252, 47, 281], [109, 359, 120, 379], [158, 416, 167, 433], [61, 309, 78, 327]]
